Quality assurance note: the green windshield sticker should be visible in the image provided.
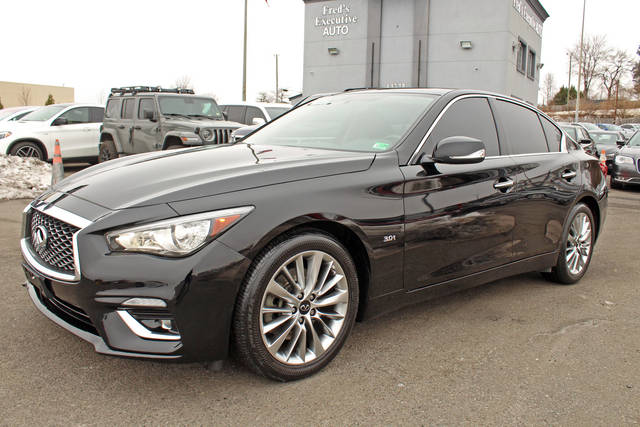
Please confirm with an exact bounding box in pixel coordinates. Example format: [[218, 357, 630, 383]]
[[372, 142, 390, 150]]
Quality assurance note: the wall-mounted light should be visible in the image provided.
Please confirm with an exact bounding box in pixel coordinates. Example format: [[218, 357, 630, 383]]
[[460, 41, 473, 50], [328, 47, 340, 55], [537, 63, 544, 70]]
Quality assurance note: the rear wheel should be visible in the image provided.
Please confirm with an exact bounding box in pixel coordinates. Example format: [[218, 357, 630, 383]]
[[99, 140, 118, 163], [542, 203, 595, 285], [10, 142, 44, 160], [233, 232, 359, 381]]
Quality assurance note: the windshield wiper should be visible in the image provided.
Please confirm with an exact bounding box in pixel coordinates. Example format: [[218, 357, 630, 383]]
[[163, 113, 191, 119]]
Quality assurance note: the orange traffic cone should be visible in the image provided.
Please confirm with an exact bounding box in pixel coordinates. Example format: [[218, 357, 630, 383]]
[[599, 149, 607, 176], [51, 139, 65, 186]]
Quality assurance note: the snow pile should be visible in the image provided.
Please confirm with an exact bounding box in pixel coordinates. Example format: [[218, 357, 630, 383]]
[[0, 155, 51, 201]]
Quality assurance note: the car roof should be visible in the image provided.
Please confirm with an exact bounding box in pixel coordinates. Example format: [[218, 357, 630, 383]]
[[0, 106, 39, 112], [220, 102, 292, 108]]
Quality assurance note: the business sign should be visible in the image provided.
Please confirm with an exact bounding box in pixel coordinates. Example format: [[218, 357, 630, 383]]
[[314, 3, 359, 37], [513, 0, 543, 37]]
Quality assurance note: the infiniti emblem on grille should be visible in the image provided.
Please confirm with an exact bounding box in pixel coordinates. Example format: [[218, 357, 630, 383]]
[[33, 225, 49, 251]]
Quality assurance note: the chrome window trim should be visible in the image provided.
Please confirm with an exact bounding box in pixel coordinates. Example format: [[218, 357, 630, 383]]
[[408, 94, 567, 165], [20, 202, 92, 283]]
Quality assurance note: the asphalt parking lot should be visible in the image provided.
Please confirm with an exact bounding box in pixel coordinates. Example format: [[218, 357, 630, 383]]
[[1, 185, 639, 425]]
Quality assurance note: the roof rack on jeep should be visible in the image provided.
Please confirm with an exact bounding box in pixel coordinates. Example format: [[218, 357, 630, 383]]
[[109, 86, 195, 96]]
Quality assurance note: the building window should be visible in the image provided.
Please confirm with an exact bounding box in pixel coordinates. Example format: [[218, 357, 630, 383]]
[[516, 39, 527, 74], [527, 49, 536, 79]]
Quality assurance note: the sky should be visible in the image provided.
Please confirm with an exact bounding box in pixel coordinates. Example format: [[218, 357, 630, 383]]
[[2, 0, 639, 105]]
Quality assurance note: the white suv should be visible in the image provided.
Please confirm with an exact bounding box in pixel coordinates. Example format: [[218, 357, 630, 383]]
[[0, 103, 104, 161]]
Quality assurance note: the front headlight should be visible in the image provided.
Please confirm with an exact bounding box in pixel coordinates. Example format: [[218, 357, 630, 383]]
[[615, 155, 634, 165], [200, 128, 214, 142], [106, 206, 253, 257], [0, 131, 12, 140]]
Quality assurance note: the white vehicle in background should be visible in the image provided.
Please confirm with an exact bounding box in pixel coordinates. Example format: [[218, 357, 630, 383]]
[[219, 102, 291, 126], [0, 106, 39, 123], [0, 104, 104, 162]]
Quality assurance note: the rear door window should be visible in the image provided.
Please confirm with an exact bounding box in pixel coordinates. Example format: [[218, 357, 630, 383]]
[[89, 107, 104, 123], [425, 97, 500, 157], [59, 107, 90, 124], [494, 100, 548, 154], [122, 98, 135, 119], [226, 106, 247, 124], [245, 107, 266, 124]]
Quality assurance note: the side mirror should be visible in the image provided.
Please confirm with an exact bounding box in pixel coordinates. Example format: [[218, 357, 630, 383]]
[[430, 136, 486, 164], [252, 117, 266, 126], [52, 117, 68, 126], [143, 110, 156, 121]]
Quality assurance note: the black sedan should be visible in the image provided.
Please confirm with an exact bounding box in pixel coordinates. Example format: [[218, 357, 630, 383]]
[[20, 89, 607, 381], [611, 131, 640, 189], [589, 130, 626, 171]]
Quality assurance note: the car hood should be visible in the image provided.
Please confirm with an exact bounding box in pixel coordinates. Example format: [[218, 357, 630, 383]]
[[54, 144, 375, 210], [0, 120, 47, 132], [164, 118, 242, 129]]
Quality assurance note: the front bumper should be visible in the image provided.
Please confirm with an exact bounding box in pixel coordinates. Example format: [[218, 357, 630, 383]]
[[612, 161, 640, 185], [21, 197, 251, 362]]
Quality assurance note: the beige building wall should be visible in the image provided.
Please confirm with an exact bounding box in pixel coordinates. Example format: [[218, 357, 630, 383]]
[[0, 81, 74, 108]]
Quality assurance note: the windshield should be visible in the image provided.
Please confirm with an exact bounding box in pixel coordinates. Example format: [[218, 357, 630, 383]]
[[158, 96, 223, 119], [244, 93, 438, 152], [21, 105, 66, 121], [627, 132, 640, 147], [265, 107, 290, 120], [591, 133, 619, 145], [0, 108, 24, 120]]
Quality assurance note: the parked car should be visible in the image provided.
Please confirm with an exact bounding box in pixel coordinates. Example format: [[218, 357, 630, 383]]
[[219, 102, 291, 126], [20, 89, 607, 381], [0, 106, 39, 123], [589, 130, 626, 171], [620, 123, 640, 138], [0, 104, 104, 161], [596, 123, 631, 140], [559, 123, 595, 156], [611, 131, 640, 189], [99, 87, 243, 162]]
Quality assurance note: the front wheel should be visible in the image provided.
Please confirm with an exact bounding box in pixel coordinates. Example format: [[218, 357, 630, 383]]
[[99, 140, 118, 163], [233, 232, 359, 381], [10, 141, 44, 160], [542, 203, 595, 284]]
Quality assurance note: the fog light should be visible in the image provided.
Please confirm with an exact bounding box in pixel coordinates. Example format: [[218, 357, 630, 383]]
[[122, 297, 167, 308]]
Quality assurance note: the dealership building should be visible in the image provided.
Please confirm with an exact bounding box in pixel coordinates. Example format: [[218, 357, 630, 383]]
[[302, 0, 548, 104]]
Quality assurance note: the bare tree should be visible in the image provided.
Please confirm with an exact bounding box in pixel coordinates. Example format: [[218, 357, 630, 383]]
[[19, 86, 32, 105], [542, 73, 555, 105], [256, 91, 274, 103], [174, 75, 194, 90], [569, 34, 608, 99], [600, 49, 633, 99]]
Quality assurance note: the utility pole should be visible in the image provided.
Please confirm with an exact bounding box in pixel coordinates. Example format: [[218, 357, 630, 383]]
[[275, 54, 279, 103], [242, 0, 248, 101], [574, 0, 586, 122], [567, 53, 572, 105]]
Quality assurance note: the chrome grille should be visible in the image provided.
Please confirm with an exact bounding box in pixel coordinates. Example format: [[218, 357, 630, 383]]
[[213, 128, 232, 144], [29, 210, 78, 273]]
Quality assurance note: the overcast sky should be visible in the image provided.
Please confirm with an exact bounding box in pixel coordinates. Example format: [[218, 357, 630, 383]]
[[2, 0, 639, 105]]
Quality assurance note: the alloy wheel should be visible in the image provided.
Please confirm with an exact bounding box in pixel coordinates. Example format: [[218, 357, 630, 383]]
[[15, 145, 40, 158], [259, 250, 349, 365], [565, 212, 592, 275]]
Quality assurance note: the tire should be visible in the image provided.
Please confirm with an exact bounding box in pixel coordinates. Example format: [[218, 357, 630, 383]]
[[99, 140, 118, 163], [233, 232, 359, 381], [10, 141, 44, 160], [542, 203, 595, 285]]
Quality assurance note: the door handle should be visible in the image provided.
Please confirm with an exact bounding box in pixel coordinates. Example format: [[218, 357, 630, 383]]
[[493, 178, 514, 191], [562, 170, 577, 180], [117, 125, 125, 129], [133, 126, 141, 130]]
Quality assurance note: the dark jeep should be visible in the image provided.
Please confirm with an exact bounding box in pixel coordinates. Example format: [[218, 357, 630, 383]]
[[99, 87, 242, 162]]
